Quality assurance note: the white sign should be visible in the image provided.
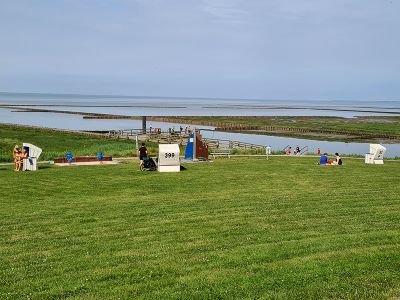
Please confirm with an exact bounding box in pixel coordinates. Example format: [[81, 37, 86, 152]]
[[158, 144, 180, 172]]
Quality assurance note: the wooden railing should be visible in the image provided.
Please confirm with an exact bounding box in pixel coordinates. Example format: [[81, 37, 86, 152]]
[[100, 129, 268, 151], [203, 138, 266, 150]]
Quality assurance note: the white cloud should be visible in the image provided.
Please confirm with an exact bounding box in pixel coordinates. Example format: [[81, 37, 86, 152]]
[[201, 0, 249, 23]]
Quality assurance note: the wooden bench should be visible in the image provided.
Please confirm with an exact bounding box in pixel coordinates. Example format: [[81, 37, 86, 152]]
[[210, 148, 231, 159]]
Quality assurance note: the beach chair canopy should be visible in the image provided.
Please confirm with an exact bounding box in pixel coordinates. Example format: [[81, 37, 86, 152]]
[[22, 143, 42, 159], [369, 144, 386, 160]]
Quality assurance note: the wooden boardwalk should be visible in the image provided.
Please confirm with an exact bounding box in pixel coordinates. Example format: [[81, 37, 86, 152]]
[[105, 129, 189, 145], [203, 138, 266, 150], [101, 129, 268, 150]]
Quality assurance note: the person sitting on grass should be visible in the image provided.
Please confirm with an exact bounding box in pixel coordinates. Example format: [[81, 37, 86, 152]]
[[332, 152, 342, 165], [295, 145, 300, 155], [286, 146, 291, 156], [319, 153, 328, 165], [20, 149, 28, 170], [139, 143, 148, 168]]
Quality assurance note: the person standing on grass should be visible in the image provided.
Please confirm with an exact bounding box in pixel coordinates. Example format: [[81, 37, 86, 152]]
[[286, 146, 291, 155], [138, 142, 148, 168], [13, 145, 23, 171]]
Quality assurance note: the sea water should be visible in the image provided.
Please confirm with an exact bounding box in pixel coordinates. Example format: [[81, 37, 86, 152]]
[[1, 92, 400, 117]]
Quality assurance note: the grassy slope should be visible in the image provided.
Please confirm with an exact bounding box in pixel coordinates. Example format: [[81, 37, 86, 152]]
[[173, 116, 400, 135], [1, 157, 400, 299], [0, 124, 158, 162]]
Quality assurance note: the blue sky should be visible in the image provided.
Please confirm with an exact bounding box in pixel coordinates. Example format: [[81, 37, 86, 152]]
[[0, 0, 399, 100]]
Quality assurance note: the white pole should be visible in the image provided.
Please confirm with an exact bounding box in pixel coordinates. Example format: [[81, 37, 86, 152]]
[[266, 146, 271, 160], [193, 129, 197, 160], [193, 128, 196, 160], [135, 135, 139, 157]]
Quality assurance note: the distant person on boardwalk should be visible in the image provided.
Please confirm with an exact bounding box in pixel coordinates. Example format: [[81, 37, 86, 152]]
[[333, 153, 342, 165], [286, 147, 291, 155], [180, 126, 183, 133], [139, 143, 148, 168], [319, 153, 328, 165], [317, 148, 321, 155]]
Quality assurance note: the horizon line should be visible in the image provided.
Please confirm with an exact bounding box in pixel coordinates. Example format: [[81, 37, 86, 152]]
[[0, 91, 399, 103]]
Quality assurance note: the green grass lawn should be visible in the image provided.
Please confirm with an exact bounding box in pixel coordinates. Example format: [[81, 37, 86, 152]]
[[1, 157, 400, 299], [0, 124, 158, 162]]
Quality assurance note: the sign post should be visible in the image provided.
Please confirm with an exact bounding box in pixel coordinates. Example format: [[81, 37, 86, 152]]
[[135, 135, 139, 157], [265, 146, 271, 160]]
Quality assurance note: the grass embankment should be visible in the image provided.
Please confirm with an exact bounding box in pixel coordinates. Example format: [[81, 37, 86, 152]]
[[0, 124, 158, 162], [160, 116, 400, 141], [179, 116, 400, 134], [1, 157, 400, 299]]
